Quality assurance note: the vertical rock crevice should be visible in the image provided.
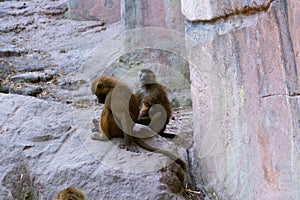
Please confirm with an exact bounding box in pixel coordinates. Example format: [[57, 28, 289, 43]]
[[273, 0, 299, 94]]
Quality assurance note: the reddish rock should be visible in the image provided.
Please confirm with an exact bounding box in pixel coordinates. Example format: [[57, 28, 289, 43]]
[[68, 0, 121, 23], [121, 0, 184, 32], [67, 0, 184, 31], [184, 0, 300, 199]]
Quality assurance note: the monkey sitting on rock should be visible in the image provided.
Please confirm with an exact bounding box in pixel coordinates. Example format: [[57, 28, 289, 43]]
[[135, 69, 176, 138], [91, 74, 186, 169]]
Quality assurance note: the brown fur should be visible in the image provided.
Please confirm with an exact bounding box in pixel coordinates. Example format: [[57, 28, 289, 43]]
[[135, 69, 174, 138], [137, 96, 157, 124], [55, 187, 86, 200], [91, 75, 139, 151], [91, 75, 186, 169]]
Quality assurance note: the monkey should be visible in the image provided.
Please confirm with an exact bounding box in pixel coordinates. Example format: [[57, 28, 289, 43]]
[[91, 75, 186, 169], [55, 187, 86, 200], [135, 69, 175, 138], [91, 74, 140, 152], [137, 96, 167, 133], [137, 96, 158, 124], [138, 96, 168, 137]]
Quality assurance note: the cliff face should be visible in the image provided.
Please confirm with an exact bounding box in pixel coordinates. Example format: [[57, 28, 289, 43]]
[[1, 0, 299, 199], [182, 0, 300, 199], [68, 0, 184, 32]]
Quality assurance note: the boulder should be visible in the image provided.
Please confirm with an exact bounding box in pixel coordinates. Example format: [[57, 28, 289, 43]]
[[0, 93, 187, 199]]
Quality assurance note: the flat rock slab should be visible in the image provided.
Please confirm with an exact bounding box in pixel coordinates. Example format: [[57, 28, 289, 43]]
[[0, 93, 187, 199]]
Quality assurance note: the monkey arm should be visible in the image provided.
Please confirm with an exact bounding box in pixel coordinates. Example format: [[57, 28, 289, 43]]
[[119, 112, 134, 136], [148, 104, 167, 133], [118, 112, 139, 152], [148, 112, 164, 133], [134, 89, 144, 108], [110, 87, 135, 137]]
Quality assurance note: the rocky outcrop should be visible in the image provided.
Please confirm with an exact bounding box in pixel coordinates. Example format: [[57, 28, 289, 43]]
[[67, 0, 120, 23], [182, 0, 300, 199], [0, 0, 108, 102], [0, 1, 193, 199], [0, 93, 188, 200], [121, 0, 184, 31], [67, 0, 185, 32]]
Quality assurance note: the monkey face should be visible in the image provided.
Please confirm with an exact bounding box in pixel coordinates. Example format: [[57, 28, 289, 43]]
[[91, 75, 118, 104], [139, 96, 157, 120], [96, 93, 106, 104], [139, 96, 157, 117], [95, 83, 109, 104], [139, 70, 156, 84], [142, 96, 157, 108]]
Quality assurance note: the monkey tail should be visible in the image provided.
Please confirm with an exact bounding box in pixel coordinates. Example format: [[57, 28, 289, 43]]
[[134, 138, 187, 170]]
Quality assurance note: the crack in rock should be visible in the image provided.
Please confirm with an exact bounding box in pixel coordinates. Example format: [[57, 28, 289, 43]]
[[261, 93, 300, 98], [188, 0, 275, 23]]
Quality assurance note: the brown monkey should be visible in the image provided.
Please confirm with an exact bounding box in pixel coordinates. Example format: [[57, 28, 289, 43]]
[[91, 75, 139, 152], [138, 96, 167, 132], [135, 69, 175, 138], [137, 96, 157, 124], [55, 187, 86, 200], [91, 75, 186, 169]]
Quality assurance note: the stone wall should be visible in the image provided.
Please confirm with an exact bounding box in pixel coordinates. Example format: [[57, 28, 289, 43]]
[[182, 0, 300, 199], [121, 0, 184, 31], [67, 0, 121, 23], [67, 0, 184, 32]]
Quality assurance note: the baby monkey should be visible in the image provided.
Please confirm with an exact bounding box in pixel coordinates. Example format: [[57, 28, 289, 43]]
[[138, 96, 167, 134], [138, 96, 158, 124]]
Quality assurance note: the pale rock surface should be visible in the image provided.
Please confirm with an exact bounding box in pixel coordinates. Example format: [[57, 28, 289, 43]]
[[0, 93, 187, 199], [181, 0, 273, 21]]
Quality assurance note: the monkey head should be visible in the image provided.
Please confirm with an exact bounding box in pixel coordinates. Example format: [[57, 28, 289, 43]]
[[94, 83, 107, 104], [91, 75, 117, 104], [139, 69, 156, 85], [139, 96, 157, 118], [142, 96, 157, 108]]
